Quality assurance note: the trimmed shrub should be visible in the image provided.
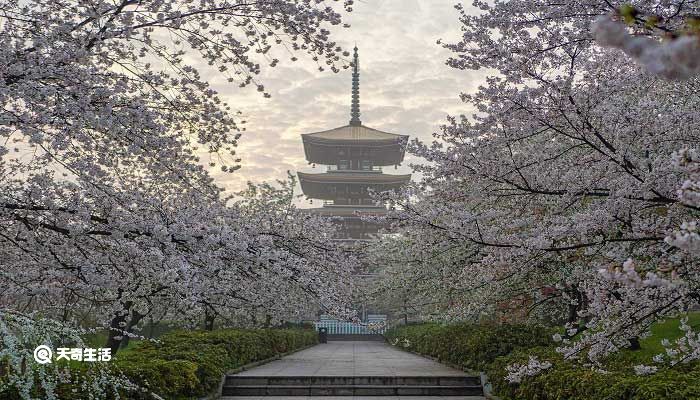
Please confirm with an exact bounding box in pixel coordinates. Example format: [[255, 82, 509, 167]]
[[487, 347, 700, 400], [384, 322, 554, 372], [115, 327, 317, 399], [0, 327, 316, 400]]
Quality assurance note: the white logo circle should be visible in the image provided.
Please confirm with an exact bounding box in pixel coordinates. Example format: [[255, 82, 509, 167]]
[[33, 345, 53, 364]]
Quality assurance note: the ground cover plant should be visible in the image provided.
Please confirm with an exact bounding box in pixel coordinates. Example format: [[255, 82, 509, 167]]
[[384, 323, 555, 372], [486, 312, 700, 399], [0, 326, 316, 400], [114, 328, 317, 400], [385, 315, 700, 400]]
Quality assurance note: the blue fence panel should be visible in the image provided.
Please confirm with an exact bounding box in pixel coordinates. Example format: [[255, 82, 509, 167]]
[[314, 317, 387, 335]]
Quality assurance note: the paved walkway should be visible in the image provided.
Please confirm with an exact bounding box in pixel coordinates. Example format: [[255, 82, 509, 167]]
[[237, 341, 467, 377], [224, 341, 485, 399]]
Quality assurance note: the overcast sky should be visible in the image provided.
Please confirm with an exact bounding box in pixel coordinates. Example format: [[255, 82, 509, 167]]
[[207, 0, 484, 205]]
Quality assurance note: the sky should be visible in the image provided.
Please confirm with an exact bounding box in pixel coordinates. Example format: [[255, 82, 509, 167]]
[[206, 0, 485, 206]]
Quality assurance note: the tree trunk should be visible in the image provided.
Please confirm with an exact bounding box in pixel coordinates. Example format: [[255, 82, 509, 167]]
[[105, 300, 132, 355], [147, 317, 157, 339], [566, 286, 582, 325], [120, 309, 145, 349], [629, 337, 642, 350], [204, 306, 216, 331]]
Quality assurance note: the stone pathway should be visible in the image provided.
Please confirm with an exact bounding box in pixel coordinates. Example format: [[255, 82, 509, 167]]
[[222, 341, 486, 399], [222, 397, 484, 399]]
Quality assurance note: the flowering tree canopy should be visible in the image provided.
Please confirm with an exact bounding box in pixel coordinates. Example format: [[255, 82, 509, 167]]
[[373, 0, 700, 377], [1, 0, 357, 397], [592, 4, 700, 79]]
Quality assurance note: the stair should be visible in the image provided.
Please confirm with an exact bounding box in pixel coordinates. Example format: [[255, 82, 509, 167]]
[[222, 375, 484, 396], [327, 333, 385, 341]]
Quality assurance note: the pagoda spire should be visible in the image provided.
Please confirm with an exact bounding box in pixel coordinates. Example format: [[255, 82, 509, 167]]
[[349, 46, 361, 126]]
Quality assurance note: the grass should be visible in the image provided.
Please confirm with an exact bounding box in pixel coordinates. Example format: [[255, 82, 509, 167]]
[[641, 312, 700, 351], [81, 330, 140, 352], [605, 311, 700, 367], [81, 322, 181, 353]]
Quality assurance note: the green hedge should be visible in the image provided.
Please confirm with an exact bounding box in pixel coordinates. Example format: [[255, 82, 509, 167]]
[[115, 327, 317, 400], [0, 358, 134, 400], [487, 347, 700, 400], [384, 322, 554, 372], [0, 328, 316, 400]]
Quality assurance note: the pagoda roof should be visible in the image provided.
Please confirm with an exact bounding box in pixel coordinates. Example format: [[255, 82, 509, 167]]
[[302, 124, 408, 143], [304, 205, 390, 217], [298, 171, 411, 200], [298, 171, 411, 185], [301, 125, 408, 166]]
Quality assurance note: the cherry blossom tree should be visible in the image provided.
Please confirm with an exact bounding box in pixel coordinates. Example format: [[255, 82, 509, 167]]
[[592, 4, 700, 79], [366, 207, 486, 323], [374, 0, 700, 374], [1, 0, 357, 397]]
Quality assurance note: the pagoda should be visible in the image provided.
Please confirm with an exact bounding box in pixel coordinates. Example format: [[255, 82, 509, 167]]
[[298, 47, 411, 240]]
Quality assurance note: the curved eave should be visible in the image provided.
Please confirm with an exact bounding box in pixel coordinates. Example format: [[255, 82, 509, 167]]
[[301, 125, 409, 166], [304, 206, 390, 217], [298, 172, 411, 184], [297, 172, 411, 200], [302, 139, 407, 166], [301, 136, 408, 146], [303, 124, 408, 141]]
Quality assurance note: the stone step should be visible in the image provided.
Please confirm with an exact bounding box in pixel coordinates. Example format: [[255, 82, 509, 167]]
[[222, 384, 484, 396], [222, 397, 487, 400], [225, 375, 481, 387], [327, 334, 385, 341]]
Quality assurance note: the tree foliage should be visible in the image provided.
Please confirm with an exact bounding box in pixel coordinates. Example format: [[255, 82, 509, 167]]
[[373, 0, 700, 377], [1, 0, 356, 397]]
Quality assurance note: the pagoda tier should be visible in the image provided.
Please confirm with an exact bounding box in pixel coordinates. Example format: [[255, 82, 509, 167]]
[[305, 205, 389, 217], [298, 171, 411, 201], [302, 125, 408, 166], [305, 206, 390, 240]]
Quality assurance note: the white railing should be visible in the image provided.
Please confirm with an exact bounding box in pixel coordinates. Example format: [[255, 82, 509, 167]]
[[326, 166, 383, 173], [314, 317, 387, 335]]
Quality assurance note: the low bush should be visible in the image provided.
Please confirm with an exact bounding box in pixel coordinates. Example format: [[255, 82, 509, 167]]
[[114, 327, 317, 400], [384, 322, 555, 372], [387, 318, 700, 399], [0, 359, 136, 400], [487, 348, 700, 400]]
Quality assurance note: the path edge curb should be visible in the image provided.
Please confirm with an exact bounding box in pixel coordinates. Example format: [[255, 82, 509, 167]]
[[383, 335, 500, 399], [198, 341, 319, 400], [480, 371, 502, 400]]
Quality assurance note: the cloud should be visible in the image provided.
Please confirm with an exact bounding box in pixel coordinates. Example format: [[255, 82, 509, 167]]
[[203, 0, 483, 204]]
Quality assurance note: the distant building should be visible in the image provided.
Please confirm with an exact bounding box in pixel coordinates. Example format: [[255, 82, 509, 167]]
[[298, 47, 411, 241]]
